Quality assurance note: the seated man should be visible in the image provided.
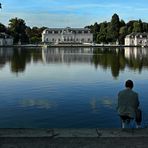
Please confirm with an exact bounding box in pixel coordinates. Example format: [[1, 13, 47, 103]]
[[117, 80, 140, 128]]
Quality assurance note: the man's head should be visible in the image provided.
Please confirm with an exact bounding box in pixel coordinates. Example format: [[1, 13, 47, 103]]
[[125, 80, 134, 89]]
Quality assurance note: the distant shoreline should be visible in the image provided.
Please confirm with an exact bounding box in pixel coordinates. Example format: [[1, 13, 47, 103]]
[[0, 44, 147, 48]]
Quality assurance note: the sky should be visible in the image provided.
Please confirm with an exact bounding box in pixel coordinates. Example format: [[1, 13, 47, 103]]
[[1, 0, 148, 28]]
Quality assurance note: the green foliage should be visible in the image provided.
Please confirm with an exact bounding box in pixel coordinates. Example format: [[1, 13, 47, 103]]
[[26, 26, 47, 44], [133, 22, 142, 32], [0, 23, 6, 32], [96, 22, 107, 43], [8, 17, 29, 44], [92, 22, 100, 42], [1, 14, 148, 45], [86, 14, 148, 44], [1, 17, 47, 44]]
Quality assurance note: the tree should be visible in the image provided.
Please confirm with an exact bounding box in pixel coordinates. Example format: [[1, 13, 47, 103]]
[[133, 22, 142, 33], [8, 17, 29, 44], [106, 14, 120, 42], [92, 22, 100, 42], [119, 26, 128, 44], [26, 26, 47, 44], [120, 19, 126, 28], [97, 22, 107, 43], [142, 22, 148, 32], [0, 23, 6, 32]]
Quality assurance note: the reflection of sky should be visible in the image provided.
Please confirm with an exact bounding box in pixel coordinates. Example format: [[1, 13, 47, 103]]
[[0, 48, 148, 127], [0, 62, 113, 82], [1, 61, 148, 84]]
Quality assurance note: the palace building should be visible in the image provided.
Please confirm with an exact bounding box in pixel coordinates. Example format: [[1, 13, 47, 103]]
[[42, 27, 93, 44], [125, 33, 148, 46], [0, 33, 13, 46]]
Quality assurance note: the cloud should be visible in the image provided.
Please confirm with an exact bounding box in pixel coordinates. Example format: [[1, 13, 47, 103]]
[[1, 11, 95, 27], [1, 0, 148, 27]]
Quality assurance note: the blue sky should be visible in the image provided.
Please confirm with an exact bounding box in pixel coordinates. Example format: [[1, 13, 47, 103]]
[[1, 0, 148, 27]]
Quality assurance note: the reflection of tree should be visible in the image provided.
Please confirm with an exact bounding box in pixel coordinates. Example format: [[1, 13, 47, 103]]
[[32, 51, 43, 63], [92, 47, 148, 78], [92, 48, 126, 78], [10, 48, 43, 73], [0, 59, 6, 69], [1, 47, 148, 76], [126, 58, 143, 73], [11, 48, 31, 73], [0, 48, 13, 69]]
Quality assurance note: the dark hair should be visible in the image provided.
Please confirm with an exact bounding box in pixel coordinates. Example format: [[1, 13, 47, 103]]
[[125, 80, 134, 89]]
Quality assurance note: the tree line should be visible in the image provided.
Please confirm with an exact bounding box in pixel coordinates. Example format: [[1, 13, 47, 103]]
[[1, 14, 148, 44], [0, 17, 47, 44], [86, 13, 148, 44]]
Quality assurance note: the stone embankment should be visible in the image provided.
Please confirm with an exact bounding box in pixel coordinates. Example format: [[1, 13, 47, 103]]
[[0, 128, 148, 148]]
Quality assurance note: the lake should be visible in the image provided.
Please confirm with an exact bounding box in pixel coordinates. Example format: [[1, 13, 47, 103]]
[[0, 46, 148, 128]]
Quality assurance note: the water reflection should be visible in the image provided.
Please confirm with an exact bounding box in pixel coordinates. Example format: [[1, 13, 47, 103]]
[[90, 98, 99, 113], [93, 47, 148, 77], [0, 47, 13, 69], [0, 47, 148, 78], [20, 98, 57, 109], [92, 48, 125, 77], [90, 97, 115, 113], [100, 97, 114, 109], [42, 47, 93, 63], [124, 47, 148, 72]]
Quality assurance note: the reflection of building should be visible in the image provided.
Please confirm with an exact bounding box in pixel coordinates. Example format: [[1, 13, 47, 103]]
[[0, 33, 13, 46], [124, 47, 148, 59], [0, 47, 13, 68], [42, 48, 93, 63], [42, 27, 93, 44], [125, 33, 148, 46]]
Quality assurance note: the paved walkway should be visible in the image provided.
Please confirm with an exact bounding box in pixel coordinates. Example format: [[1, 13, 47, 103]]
[[0, 128, 148, 148]]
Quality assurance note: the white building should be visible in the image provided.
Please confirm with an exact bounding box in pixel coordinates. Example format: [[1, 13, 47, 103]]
[[0, 33, 13, 46], [125, 33, 148, 46], [42, 27, 93, 44]]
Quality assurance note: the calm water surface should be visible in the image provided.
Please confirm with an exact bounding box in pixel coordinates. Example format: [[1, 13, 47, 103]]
[[0, 47, 148, 128]]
